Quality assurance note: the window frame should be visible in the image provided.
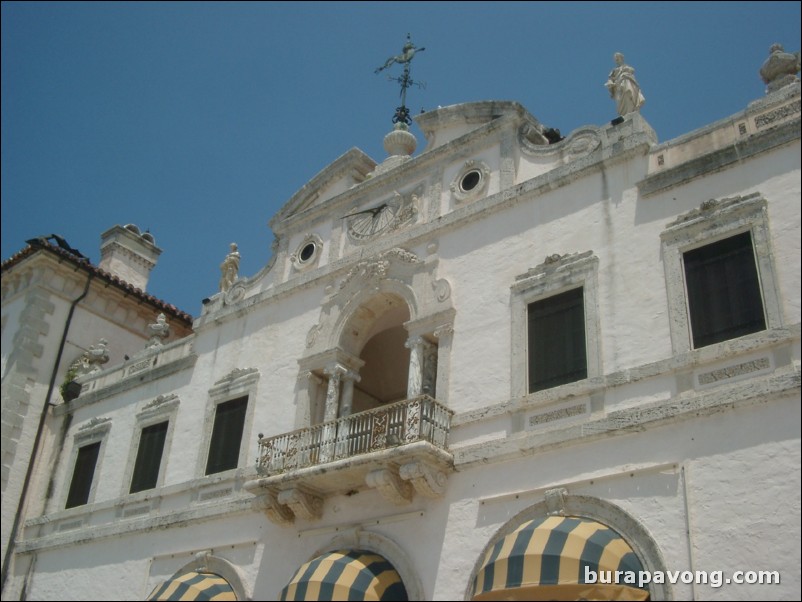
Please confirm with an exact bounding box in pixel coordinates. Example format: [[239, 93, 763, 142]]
[[205, 396, 249, 475], [661, 193, 782, 354], [122, 394, 180, 497], [511, 251, 601, 398], [527, 286, 588, 392], [63, 417, 111, 509], [196, 368, 259, 477]]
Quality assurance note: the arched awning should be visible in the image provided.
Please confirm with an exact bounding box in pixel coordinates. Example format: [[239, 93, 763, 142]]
[[280, 549, 408, 601], [471, 516, 650, 601], [147, 571, 237, 601]]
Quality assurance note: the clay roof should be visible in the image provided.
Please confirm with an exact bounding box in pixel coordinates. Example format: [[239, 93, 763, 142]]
[[2, 238, 194, 326]]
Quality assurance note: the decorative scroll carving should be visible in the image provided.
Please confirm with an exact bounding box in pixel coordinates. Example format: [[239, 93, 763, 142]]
[[370, 411, 389, 450], [404, 398, 421, 442], [277, 488, 323, 521], [433, 278, 451, 302], [306, 324, 321, 349], [141, 393, 179, 413], [224, 283, 246, 306], [338, 248, 420, 291], [754, 100, 801, 128], [213, 367, 259, 387], [254, 490, 295, 526], [399, 460, 447, 498], [366, 468, 413, 505]]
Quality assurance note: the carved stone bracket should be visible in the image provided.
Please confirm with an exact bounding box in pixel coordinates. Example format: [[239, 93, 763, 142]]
[[399, 460, 447, 498], [254, 490, 295, 526], [366, 467, 413, 505], [277, 488, 324, 521]]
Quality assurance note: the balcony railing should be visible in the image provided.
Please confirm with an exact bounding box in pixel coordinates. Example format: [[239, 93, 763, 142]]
[[256, 395, 452, 477]]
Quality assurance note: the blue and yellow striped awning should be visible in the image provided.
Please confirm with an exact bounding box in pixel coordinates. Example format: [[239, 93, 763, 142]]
[[471, 516, 650, 601], [280, 549, 408, 601], [147, 571, 237, 601]]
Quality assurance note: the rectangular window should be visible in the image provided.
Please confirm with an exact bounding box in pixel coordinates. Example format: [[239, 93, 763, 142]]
[[205, 396, 248, 475], [684, 231, 766, 348], [65, 441, 101, 508], [129, 421, 168, 493], [528, 287, 587, 392]]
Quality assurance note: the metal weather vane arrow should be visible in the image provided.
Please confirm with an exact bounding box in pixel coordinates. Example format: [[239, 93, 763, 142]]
[[375, 33, 426, 126]]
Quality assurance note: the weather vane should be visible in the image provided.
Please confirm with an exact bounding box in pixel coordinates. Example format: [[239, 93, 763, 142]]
[[375, 33, 426, 127]]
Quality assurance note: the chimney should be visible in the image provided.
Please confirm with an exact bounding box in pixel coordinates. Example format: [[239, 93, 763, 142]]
[[98, 224, 161, 291]]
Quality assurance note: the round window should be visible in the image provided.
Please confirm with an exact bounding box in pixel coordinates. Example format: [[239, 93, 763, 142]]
[[299, 242, 316, 263], [460, 169, 482, 192]]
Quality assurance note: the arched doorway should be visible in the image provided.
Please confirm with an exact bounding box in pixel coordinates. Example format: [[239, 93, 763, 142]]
[[349, 293, 411, 414]]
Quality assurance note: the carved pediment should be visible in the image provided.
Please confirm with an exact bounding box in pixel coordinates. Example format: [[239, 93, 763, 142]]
[[270, 149, 376, 230]]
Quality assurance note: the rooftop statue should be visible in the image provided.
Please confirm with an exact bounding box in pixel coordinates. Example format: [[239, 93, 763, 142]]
[[760, 43, 800, 93], [219, 242, 241, 293], [605, 52, 645, 117]]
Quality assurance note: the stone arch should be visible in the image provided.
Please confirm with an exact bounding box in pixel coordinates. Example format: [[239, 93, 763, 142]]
[[465, 493, 671, 601], [308, 528, 425, 601], [296, 247, 455, 427], [150, 550, 251, 600], [332, 278, 418, 358]]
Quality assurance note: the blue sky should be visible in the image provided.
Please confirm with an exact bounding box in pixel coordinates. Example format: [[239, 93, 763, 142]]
[[2, 1, 800, 316]]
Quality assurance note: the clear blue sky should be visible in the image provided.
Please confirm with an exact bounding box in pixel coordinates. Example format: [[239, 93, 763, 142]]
[[3, 1, 800, 317]]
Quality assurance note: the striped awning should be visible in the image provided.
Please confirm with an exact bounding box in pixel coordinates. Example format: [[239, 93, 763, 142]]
[[280, 549, 408, 601], [147, 571, 237, 601], [471, 516, 650, 601]]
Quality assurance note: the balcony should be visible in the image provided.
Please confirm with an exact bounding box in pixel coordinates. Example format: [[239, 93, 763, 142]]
[[244, 395, 453, 525]]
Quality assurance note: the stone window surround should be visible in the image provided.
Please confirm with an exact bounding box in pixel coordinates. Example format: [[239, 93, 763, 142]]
[[120, 394, 181, 498], [290, 233, 324, 272], [195, 368, 260, 478], [450, 159, 491, 204], [660, 193, 782, 355], [62, 417, 112, 509], [510, 252, 601, 399]]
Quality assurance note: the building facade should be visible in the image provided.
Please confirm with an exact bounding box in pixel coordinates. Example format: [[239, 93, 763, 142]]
[[1, 67, 800, 600]]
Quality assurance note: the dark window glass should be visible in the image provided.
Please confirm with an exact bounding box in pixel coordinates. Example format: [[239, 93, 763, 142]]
[[205, 396, 248, 475], [129, 421, 168, 493], [684, 231, 766, 348], [528, 287, 587, 392], [65, 441, 101, 508]]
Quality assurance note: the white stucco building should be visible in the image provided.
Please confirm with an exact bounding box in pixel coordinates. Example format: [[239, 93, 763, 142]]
[[1, 53, 800, 601]]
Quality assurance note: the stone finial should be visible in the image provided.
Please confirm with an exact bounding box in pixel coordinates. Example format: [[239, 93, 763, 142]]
[[82, 339, 110, 373], [760, 43, 801, 93], [605, 52, 645, 117], [147, 313, 170, 348], [219, 243, 240, 293]]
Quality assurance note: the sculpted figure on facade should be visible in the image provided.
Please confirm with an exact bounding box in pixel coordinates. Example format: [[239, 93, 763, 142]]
[[147, 313, 170, 347], [219, 242, 241, 293], [759, 43, 801, 93], [605, 52, 645, 116]]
